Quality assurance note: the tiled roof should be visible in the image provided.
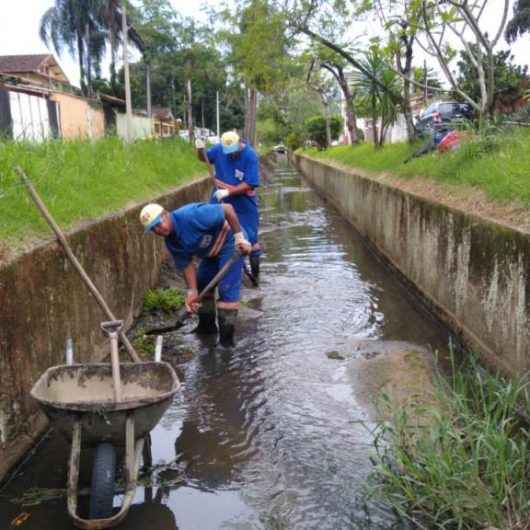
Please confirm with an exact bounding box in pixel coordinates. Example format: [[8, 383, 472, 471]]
[[0, 54, 51, 74]]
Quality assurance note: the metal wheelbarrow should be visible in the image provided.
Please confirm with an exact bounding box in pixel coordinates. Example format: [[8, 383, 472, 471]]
[[30, 320, 180, 530]]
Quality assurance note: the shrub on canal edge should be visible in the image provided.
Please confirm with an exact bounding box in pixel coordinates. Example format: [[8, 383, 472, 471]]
[[369, 353, 530, 530], [0, 137, 204, 252]]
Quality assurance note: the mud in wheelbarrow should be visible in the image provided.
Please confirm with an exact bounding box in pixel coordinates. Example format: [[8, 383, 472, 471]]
[[31, 361, 180, 529]]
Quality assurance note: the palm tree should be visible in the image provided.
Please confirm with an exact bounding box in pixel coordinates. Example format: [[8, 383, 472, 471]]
[[351, 47, 401, 148], [40, 0, 106, 95], [40, 1, 143, 96], [96, 1, 144, 94]]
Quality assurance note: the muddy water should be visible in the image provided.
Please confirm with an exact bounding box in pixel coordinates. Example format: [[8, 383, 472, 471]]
[[0, 157, 450, 530]]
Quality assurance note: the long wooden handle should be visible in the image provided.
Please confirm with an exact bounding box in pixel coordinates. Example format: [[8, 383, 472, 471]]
[[16, 166, 141, 363]]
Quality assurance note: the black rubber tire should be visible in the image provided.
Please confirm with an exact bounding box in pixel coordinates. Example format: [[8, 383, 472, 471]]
[[89, 443, 116, 519]]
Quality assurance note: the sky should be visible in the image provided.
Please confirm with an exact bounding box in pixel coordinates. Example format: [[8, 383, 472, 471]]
[[1, 0, 529, 89]]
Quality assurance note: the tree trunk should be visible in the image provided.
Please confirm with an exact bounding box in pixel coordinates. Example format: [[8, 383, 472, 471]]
[[338, 77, 357, 144], [77, 32, 86, 95], [85, 23, 92, 96], [397, 36, 416, 143], [324, 100, 331, 147], [244, 87, 257, 145], [110, 28, 117, 94], [486, 49, 496, 120]]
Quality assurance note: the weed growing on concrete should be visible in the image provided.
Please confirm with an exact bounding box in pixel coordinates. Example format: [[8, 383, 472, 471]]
[[143, 288, 184, 313], [131, 328, 155, 357], [369, 353, 530, 529]]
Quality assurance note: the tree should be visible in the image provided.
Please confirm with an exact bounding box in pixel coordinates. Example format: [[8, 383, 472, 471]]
[[305, 114, 342, 148], [417, 0, 511, 123], [40, 0, 143, 95], [220, 0, 292, 145], [454, 46, 528, 113], [505, 0, 530, 42], [40, 0, 103, 94], [351, 46, 400, 148], [307, 45, 359, 144]]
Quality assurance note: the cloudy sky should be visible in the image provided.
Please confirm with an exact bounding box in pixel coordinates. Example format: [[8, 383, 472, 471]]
[[1, 0, 529, 88]]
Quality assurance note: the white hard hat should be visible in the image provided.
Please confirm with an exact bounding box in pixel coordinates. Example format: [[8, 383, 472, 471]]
[[140, 203, 164, 232], [221, 131, 240, 154]]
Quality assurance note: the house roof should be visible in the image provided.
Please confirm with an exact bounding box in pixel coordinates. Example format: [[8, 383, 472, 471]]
[[0, 54, 50, 73], [0, 54, 69, 83], [152, 107, 174, 121]]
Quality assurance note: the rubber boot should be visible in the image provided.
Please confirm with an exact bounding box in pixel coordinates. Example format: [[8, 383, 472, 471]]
[[249, 255, 260, 285], [194, 298, 217, 335], [218, 308, 238, 347]]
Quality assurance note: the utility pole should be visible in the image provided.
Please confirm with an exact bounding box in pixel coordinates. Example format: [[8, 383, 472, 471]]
[[186, 77, 194, 144], [423, 60, 428, 105], [216, 90, 220, 139], [146, 62, 152, 118], [122, 1, 133, 142]]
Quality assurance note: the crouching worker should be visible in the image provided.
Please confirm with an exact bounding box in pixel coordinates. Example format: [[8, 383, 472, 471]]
[[140, 202, 251, 347]]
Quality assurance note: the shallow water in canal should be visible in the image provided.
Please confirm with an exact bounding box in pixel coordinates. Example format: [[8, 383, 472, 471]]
[[0, 157, 451, 529]]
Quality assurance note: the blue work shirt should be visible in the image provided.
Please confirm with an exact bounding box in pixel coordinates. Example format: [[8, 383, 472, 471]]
[[207, 143, 260, 220], [164, 203, 232, 270]]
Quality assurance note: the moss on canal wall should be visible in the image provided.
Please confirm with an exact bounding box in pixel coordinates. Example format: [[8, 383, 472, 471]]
[[0, 176, 211, 481], [291, 152, 530, 375]]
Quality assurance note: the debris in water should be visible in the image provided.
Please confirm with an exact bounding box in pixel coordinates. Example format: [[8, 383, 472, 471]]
[[326, 351, 346, 361], [10, 512, 31, 527]]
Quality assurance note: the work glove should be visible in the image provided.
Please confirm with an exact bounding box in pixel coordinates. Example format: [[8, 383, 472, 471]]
[[213, 189, 230, 202], [195, 138, 205, 150], [234, 232, 252, 255]]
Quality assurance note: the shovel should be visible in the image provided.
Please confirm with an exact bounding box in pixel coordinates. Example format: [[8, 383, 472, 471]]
[[145, 250, 242, 335]]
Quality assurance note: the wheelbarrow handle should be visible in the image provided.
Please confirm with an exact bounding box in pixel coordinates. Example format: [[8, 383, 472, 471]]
[[100, 320, 124, 336]]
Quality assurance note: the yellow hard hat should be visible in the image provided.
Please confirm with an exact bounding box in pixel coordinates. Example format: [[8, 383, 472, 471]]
[[221, 131, 240, 154], [140, 203, 164, 232]]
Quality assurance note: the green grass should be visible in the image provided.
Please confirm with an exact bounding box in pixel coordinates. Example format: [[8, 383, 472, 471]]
[[0, 136, 205, 248], [143, 288, 184, 313], [302, 128, 530, 207], [370, 353, 530, 529]]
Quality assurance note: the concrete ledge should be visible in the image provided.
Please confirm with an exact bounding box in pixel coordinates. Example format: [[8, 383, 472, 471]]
[[291, 153, 529, 374], [0, 176, 210, 481]]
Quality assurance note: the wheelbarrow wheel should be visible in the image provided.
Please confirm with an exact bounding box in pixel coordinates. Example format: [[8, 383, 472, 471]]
[[89, 442, 116, 519]]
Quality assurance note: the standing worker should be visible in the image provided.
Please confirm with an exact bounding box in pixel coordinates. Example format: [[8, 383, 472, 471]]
[[195, 131, 261, 284], [140, 202, 251, 347]]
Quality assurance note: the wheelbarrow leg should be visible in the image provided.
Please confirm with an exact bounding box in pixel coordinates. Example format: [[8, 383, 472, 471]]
[[67, 420, 82, 522], [67, 415, 145, 530]]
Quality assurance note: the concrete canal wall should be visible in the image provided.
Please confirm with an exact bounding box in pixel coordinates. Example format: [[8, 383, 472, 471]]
[[0, 176, 210, 481], [291, 152, 529, 375]]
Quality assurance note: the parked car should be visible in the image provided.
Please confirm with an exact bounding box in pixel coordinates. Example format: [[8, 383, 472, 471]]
[[415, 101, 474, 133], [273, 144, 286, 153]]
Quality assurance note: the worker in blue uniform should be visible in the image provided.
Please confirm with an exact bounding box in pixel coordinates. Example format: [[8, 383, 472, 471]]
[[140, 202, 251, 347], [196, 131, 261, 284]]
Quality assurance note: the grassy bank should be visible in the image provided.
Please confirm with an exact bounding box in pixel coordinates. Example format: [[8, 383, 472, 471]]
[[0, 137, 204, 248], [301, 128, 530, 208], [370, 354, 530, 529]]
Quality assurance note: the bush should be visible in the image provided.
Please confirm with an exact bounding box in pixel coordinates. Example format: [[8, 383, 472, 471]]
[[286, 131, 304, 151], [369, 352, 530, 529], [304, 115, 342, 149], [143, 288, 184, 313]]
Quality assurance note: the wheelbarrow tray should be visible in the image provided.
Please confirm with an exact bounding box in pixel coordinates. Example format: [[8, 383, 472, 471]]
[[31, 362, 180, 444]]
